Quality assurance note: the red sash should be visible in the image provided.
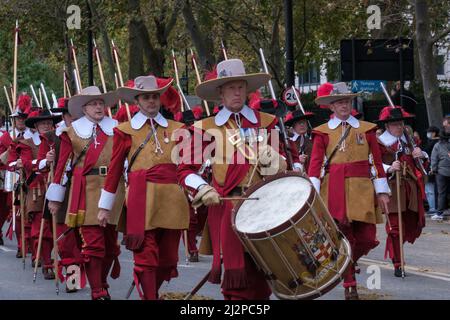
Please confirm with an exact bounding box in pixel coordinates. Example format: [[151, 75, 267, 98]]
[[328, 160, 371, 225], [67, 131, 108, 227], [208, 150, 250, 289], [125, 163, 178, 250]]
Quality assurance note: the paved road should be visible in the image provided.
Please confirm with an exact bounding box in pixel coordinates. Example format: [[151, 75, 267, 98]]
[[1, 217, 449, 300]]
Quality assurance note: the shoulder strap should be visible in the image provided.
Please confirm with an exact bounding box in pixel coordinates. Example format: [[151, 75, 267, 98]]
[[323, 125, 352, 170], [71, 138, 94, 169], [127, 128, 155, 173]]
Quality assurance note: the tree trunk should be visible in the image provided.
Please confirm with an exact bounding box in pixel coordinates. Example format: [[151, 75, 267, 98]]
[[182, 0, 216, 71], [414, 0, 443, 127], [128, 0, 144, 79]]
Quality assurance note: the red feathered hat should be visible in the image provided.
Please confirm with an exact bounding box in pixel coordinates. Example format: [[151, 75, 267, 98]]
[[50, 97, 69, 114], [377, 106, 414, 124], [316, 83, 334, 109], [157, 77, 181, 115]]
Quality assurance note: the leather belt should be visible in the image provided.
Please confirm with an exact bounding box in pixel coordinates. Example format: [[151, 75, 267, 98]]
[[86, 166, 108, 177]]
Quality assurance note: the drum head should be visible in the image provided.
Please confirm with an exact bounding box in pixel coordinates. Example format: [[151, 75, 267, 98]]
[[234, 174, 311, 234]]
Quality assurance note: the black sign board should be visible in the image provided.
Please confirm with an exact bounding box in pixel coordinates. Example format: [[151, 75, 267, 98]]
[[340, 38, 414, 81]]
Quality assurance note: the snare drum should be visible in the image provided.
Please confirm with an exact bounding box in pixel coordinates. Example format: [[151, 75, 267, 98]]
[[4, 171, 18, 192], [232, 172, 351, 300]]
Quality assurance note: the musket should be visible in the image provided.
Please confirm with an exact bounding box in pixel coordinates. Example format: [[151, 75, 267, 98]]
[[259, 48, 293, 170], [93, 38, 112, 118], [111, 40, 131, 121], [39, 87, 44, 111], [380, 82, 427, 176], [30, 85, 42, 109], [220, 40, 228, 60], [51, 93, 58, 110], [291, 85, 313, 132], [63, 67, 72, 98], [70, 39, 83, 91], [49, 163, 60, 294], [395, 152, 406, 278], [171, 50, 185, 112], [4, 86, 13, 114], [63, 66, 67, 99], [13, 21, 25, 269], [19, 170, 26, 269], [190, 48, 210, 117], [73, 69, 81, 94], [4, 85, 17, 235], [13, 21, 19, 109], [40, 83, 52, 111]]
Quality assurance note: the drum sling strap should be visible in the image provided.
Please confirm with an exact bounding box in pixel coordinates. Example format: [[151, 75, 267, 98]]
[[323, 125, 352, 171]]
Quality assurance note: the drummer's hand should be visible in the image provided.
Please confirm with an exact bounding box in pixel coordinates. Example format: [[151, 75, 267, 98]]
[[299, 154, 308, 164], [258, 144, 286, 173], [46, 150, 55, 164], [16, 159, 23, 168], [412, 147, 424, 159], [377, 193, 390, 214], [388, 160, 401, 173], [192, 185, 221, 209], [98, 209, 111, 228], [48, 201, 61, 216]]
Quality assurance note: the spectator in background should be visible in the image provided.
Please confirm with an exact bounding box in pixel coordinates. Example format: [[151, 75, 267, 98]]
[[424, 126, 441, 214], [430, 122, 450, 221]]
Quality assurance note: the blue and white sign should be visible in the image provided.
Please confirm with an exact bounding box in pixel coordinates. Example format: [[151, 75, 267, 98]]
[[351, 80, 386, 93]]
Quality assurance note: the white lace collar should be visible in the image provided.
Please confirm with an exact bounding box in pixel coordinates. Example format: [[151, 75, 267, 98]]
[[55, 121, 67, 137], [131, 111, 168, 130], [378, 130, 407, 147], [290, 132, 309, 142], [28, 130, 41, 145], [72, 116, 117, 139], [328, 115, 360, 130], [215, 105, 258, 126], [13, 127, 32, 139]]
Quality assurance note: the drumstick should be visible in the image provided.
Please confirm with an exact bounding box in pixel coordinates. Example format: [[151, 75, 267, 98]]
[[220, 197, 259, 201]]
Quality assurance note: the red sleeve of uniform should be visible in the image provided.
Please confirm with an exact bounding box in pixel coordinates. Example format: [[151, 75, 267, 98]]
[[366, 129, 386, 179], [6, 142, 19, 171], [0, 132, 12, 154], [37, 137, 51, 172], [307, 130, 329, 178], [17, 143, 34, 176], [53, 132, 73, 185], [103, 128, 131, 194]]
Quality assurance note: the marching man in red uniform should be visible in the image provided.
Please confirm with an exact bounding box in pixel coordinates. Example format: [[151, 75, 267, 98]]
[[38, 98, 84, 292], [376, 106, 426, 277], [4, 95, 33, 258], [308, 82, 391, 300], [14, 109, 61, 279], [177, 59, 299, 300], [285, 109, 315, 173], [98, 76, 190, 300], [47, 87, 125, 300]]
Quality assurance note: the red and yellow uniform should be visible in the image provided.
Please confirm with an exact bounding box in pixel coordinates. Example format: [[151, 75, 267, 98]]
[[47, 116, 125, 299], [308, 115, 389, 290], [99, 111, 189, 300]]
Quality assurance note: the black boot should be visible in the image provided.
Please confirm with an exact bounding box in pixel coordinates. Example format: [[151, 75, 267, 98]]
[[0, 236, 4, 246], [394, 267, 403, 277]]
